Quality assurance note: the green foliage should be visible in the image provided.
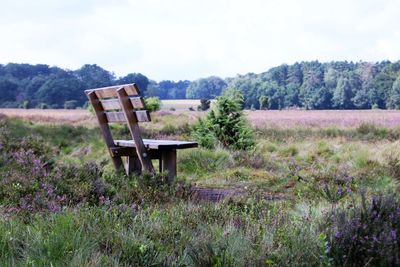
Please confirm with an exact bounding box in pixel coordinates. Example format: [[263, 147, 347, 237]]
[[186, 76, 227, 99], [387, 76, 400, 109], [64, 100, 78, 109], [146, 80, 190, 99], [325, 191, 400, 266], [2, 111, 400, 265], [0, 63, 151, 108], [144, 97, 161, 112], [198, 98, 211, 111], [259, 95, 268, 110], [22, 100, 30, 109], [38, 103, 49, 109], [178, 148, 232, 175], [193, 91, 255, 150], [1, 61, 400, 109]]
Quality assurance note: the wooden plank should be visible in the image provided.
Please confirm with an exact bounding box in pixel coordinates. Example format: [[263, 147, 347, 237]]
[[110, 147, 161, 158], [117, 87, 155, 175], [101, 97, 145, 110], [125, 156, 142, 176], [85, 84, 140, 99], [87, 91, 124, 171], [162, 149, 177, 183], [114, 139, 198, 149], [105, 110, 150, 123]]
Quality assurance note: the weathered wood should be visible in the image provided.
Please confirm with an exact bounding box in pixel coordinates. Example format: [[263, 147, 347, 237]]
[[86, 83, 198, 181], [87, 91, 123, 170], [105, 110, 150, 123], [114, 139, 198, 150], [110, 147, 161, 158], [85, 84, 140, 99], [125, 156, 142, 176], [117, 87, 155, 174], [101, 97, 145, 110], [162, 149, 177, 183]]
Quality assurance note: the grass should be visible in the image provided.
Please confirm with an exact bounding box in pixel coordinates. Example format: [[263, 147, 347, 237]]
[[160, 99, 202, 111], [1, 110, 400, 265]]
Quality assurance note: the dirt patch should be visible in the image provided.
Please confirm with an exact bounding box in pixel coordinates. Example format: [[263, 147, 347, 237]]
[[189, 187, 286, 202]]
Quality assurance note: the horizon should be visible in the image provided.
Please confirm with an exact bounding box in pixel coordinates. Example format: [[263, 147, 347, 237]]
[[1, 0, 400, 81]]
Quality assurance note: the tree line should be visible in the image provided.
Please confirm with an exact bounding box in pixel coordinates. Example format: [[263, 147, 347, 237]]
[[0, 61, 400, 109]]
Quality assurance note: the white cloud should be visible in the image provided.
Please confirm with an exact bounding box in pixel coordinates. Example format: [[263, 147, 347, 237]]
[[0, 0, 399, 80]]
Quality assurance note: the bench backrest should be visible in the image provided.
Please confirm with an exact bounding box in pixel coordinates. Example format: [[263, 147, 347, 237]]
[[85, 84, 155, 174]]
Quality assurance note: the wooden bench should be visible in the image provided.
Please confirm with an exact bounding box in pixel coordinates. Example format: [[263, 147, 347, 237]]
[[85, 83, 197, 182]]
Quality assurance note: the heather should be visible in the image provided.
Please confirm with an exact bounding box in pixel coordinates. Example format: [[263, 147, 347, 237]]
[[1, 111, 400, 265]]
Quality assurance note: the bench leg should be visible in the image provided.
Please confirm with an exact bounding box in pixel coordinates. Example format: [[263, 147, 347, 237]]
[[125, 156, 142, 176], [161, 149, 177, 183]]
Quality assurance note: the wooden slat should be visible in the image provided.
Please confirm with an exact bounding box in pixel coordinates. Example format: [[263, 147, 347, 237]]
[[117, 87, 155, 174], [87, 91, 124, 170], [85, 84, 140, 99], [105, 110, 150, 123], [114, 139, 198, 150], [101, 97, 145, 110], [109, 147, 161, 158]]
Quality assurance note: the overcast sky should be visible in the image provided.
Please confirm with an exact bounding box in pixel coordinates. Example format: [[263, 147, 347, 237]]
[[1, 0, 399, 81]]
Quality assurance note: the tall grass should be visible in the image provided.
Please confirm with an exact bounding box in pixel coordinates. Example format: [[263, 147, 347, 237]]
[[1, 112, 400, 265]]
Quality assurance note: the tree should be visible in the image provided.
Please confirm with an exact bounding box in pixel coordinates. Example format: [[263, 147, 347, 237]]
[[387, 76, 400, 109], [193, 91, 254, 150], [75, 64, 114, 89], [0, 78, 18, 106], [35, 72, 86, 108], [332, 77, 354, 109], [117, 73, 149, 94], [64, 100, 78, 109], [186, 76, 226, 99], [198, 98, 211, 111], [259, 95, 268, 110]]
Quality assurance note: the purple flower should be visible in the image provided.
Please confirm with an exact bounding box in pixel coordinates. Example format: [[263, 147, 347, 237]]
[[334, 231, 342, 238], [391, 230, 397, 240]]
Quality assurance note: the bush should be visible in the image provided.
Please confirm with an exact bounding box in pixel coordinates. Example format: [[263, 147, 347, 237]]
[[145, 97, 161, 112], [38, 103, 49, 109], [325, 191, 400, 266], [192, 91, 255, 150], [198, 98, 211, 111], [22, 100, 30, 109], [64, 100, 78, 109]]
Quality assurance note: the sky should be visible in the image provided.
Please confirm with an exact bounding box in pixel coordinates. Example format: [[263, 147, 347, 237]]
[[1, 0, 400, 81]]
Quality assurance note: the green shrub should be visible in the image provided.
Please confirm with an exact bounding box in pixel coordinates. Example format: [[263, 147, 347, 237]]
[[198, 98, 211, 111], [192, 91, 255, 150], [145, 97, 161, 112], [22, 100, 30, 109], [38, 103, 49, 109]]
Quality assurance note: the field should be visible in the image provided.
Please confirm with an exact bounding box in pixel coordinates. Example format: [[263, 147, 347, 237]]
[[0, 108, 400, 266], [160, 99, 201, 111], [2, 108, 400, 128]]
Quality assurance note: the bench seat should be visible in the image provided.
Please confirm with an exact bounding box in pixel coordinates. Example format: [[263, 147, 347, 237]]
[[114, 139, 198, 150]]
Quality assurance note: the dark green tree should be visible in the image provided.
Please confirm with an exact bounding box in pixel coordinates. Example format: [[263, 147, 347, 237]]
[[0, 78, 18, 107], [75, 64, 114, 89], [387, 76, 400, 109], [198, 99, 211, 111], [117, 73, 149, 94], [193, 90, 254, 150], [186, 76, 226, 99]]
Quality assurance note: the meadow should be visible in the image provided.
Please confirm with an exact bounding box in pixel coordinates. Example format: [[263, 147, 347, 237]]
[[0, 108, 400, 266]]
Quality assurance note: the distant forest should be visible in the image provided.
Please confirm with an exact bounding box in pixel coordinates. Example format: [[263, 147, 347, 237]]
[[1, 61, 400, 109]]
